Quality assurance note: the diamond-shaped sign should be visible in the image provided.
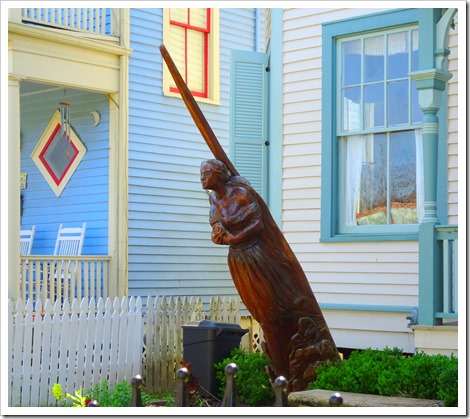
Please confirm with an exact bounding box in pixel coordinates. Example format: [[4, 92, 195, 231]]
[[31, 110, 86, 196]]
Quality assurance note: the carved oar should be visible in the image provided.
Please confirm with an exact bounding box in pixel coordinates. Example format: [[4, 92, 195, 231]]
[[159, 44, 239, 177]]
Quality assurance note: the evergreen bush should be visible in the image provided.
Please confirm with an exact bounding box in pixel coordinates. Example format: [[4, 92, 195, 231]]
[[214, 348, 274, 407], [308, 347, 458, 406]]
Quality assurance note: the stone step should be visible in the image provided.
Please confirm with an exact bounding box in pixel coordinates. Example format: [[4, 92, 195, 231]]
[[288, 389, 444, 407]]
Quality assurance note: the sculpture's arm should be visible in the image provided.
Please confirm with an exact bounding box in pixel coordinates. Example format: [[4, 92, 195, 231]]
[[212, 213, 264, 247], [211, 189, 264, 246]]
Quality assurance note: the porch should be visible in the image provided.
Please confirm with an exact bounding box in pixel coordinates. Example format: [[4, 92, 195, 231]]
[[9, 6, 130, 302]]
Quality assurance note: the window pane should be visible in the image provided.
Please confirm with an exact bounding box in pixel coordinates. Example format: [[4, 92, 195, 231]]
[[43, 131, 77, 182], [411, 29, 419, 72], [187, 31, 204, 92], [189, 8, 207, 29], [342, 86, 360, 131], [388, 80, 408, 126], [387, 31, 409, 79], [342, 40, 361, 86], [364, 83, 384, 128], [390, 131, 418, 224], [170, 8, 188, 24], [411, 79, 423, 124], [168, 26, 186, 89], [364, 35, 384, 83], [356, 134, 388, 225]]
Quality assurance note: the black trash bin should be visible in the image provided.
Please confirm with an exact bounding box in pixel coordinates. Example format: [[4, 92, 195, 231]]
[[182, 320, 248, 397]]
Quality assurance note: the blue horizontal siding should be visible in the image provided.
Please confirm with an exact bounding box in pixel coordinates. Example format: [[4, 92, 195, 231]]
[[20, 89, 109, 255], [128, 8, 260, 299]]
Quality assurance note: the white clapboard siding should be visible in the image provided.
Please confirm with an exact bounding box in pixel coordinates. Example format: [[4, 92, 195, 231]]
[[8, 297, 143, 407], [282, 7, 436, 353], [447, 13, 458, 225], [323, 309, 414, 351]]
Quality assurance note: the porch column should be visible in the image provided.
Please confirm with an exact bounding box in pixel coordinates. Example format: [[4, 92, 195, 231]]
[[413, 71, 451, 325], [412, 70, 452, 223], [8, 75, 22, 300], [411, 9, 454, 325]]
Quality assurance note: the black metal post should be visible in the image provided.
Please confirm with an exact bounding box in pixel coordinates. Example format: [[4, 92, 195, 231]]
[[130, 375, 143, 407], [273, 376, 288, 406], [175, 367, 190, 407], [221, 363, 239, 407], [329, 392, 343, 407]]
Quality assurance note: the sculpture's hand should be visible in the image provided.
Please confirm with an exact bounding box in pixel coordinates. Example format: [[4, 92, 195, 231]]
[[211, 223, 227, 245]]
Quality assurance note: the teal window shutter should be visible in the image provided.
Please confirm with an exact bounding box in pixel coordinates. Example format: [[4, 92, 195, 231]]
[[230, 50, 267, 200]]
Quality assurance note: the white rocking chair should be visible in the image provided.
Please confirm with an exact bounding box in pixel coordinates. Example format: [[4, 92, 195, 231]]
[[20, 225, 36, 255], [48, 223, 86, 301], [54, 223, 86, 256]]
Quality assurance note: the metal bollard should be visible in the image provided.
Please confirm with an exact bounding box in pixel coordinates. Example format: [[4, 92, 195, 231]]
[[221, 363, 239, 407], [130, 375, 143, 407], [329, 392, 343, 407], [175, 367, 190, 407], [273, 376, 288, 407]]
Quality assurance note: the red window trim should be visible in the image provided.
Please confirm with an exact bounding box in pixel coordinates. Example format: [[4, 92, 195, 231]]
[[169, 8, 210, 98]]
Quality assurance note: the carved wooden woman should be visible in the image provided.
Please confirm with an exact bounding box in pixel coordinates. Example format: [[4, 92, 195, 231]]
[[160, 44, 339, 391], [201, 159, 340, 391]]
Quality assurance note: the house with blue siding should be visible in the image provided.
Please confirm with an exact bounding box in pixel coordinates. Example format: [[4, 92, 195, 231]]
[[7, 6, 461, 356]]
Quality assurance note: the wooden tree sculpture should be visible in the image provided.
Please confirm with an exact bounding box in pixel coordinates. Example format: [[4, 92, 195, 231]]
[[160, 44, 340, 391]]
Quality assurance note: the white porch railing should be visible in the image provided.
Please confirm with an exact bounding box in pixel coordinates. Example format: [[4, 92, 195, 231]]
[[21, 8, 111, 36], [20, 256, 110, 305]]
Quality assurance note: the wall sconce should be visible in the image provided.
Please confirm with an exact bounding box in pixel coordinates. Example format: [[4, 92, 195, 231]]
[[90, 110, 101, 127]]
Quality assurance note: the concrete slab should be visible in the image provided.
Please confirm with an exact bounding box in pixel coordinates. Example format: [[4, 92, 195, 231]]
[[288, 389, 444, 407]]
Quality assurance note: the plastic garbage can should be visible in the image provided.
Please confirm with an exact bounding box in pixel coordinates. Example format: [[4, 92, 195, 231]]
[[182, 320, 248, 397]]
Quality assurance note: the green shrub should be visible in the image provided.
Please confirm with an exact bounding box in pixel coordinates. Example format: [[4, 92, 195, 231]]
[[214, 348, 274, 407], [53, 379, 166, 407], [85, 379, 144, 407], [437, 362, 458, 407], [308, 347, 458, 406]]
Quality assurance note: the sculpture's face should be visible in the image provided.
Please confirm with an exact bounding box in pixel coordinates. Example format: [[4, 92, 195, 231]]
[[200, 164, 218, 190]]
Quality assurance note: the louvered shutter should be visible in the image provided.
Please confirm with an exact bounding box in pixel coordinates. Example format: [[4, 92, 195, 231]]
[[230, 50, 268, 199]]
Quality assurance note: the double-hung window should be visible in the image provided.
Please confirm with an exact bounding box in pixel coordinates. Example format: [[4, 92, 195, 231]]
[[321, 10, 425, 241], [163, 8, 220, 104]]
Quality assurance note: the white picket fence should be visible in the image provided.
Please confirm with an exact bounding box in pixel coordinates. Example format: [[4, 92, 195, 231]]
[[143, 295, 246, 393], [8, 294, 262, 406], [8, 297, 143, 407]]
